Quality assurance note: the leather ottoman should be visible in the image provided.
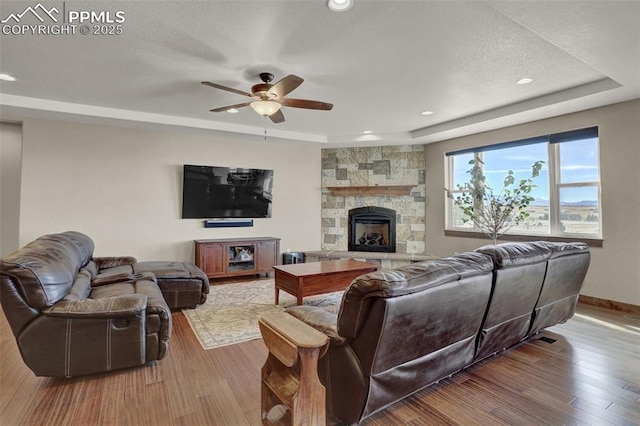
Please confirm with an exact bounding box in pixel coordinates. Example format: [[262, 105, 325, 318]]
[[133, 261, 210, 309]]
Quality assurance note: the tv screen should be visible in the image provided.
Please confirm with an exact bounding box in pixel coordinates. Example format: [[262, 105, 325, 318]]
[[182, 164, 274, 219]]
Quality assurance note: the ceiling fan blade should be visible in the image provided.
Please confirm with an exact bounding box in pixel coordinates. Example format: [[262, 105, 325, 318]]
[[209, 102, 252, 113], [268, 75, 304, 99], [269, 109, 285, 124], [201, 81, 253, 98], [280, 98, 333, 110]]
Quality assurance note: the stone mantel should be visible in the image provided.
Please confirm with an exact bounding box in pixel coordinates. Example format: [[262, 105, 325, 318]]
[[325, 185, 415, 196]]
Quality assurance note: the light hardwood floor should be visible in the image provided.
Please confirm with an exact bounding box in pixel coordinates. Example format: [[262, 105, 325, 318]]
[[1, 302, 638, 425]]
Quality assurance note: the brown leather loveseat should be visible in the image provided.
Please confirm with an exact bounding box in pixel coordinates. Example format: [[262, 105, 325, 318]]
[[287, 241, 590, 424], [0, 231, 208, 378]]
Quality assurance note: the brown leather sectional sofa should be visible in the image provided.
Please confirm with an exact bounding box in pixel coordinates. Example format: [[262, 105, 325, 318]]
[[0, 231, 209, 378], [287, 241, 590, 424]]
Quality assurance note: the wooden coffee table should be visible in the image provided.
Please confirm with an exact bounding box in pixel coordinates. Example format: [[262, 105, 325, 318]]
[[273, 259, 379, 305]]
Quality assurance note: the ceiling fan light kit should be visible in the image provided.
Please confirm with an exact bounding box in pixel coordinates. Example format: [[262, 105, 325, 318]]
[[250, 100, 282, 116], [327, 0, 354, 12]]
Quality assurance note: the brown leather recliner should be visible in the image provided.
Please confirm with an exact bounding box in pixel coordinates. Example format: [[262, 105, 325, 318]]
[[0, 232, 172, 377]]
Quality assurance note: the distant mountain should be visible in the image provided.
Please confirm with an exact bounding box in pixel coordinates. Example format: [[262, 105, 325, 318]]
[[529, 198, 597, 207], [561, 200, 598, 207], [531, 197, 549, 206]]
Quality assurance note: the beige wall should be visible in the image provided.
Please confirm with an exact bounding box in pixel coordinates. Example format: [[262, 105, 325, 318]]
[[0, 122, 23, 256], [424, 99, 640, 306], [18, 119, 322, 261], [10, 100, 640, 305]]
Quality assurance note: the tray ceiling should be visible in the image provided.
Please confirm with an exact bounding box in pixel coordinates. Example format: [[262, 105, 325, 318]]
[[0, 1, 638, 145]]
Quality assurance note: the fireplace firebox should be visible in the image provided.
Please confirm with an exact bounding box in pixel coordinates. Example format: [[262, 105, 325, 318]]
[[348, 206, 396, 253]]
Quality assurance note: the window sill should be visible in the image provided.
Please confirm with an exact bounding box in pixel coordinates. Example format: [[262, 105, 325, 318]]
[[444, 230, 603, 248]]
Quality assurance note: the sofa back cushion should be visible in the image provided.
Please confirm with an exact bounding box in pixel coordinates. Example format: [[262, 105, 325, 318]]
[[528, 241, 590, 334], [473, 242, 552, 359], [534, 241, 590, 307], [338, 252, 494, 375], [0, 232, 95, 309], [475, 242, 552, 328]]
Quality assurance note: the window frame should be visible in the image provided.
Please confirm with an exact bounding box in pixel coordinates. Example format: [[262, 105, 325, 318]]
[[445, 127, 602, 244]]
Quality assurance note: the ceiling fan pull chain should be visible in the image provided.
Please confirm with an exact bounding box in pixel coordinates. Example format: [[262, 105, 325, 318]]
[[264, 116, 268, 140]]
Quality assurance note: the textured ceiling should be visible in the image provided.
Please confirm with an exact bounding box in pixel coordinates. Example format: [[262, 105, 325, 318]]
[[0, 0, 638, 145]]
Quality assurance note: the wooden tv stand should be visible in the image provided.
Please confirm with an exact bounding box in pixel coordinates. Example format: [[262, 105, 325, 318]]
[[194, 237, 280, 280]]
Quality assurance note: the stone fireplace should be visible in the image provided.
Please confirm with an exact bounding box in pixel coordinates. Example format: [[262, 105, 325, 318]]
[[321, 145, 426, 254], [348, 206, 396, 253]]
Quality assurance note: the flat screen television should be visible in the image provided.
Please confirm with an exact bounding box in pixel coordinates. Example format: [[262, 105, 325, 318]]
[[182, 164, 274, 219]]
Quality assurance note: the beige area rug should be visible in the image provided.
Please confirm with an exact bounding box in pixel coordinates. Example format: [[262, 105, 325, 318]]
[[182, 278, 343, 350]]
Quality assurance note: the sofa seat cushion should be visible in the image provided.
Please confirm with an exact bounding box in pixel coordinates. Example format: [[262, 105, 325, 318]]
[[133, 261, 210, 309], [89, 272, 171, 336], [91, 272, 156, 299], [91, 282, 136, 299], [91, 265, 135, 287]]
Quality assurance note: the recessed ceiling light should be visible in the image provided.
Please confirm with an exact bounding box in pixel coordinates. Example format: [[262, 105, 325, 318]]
[[363, 130, 373, 134], [227, 108, 239, 114], [421, 110, 434, 116], [327, 0, 354, 12], [0, 73, 17, 82], [517, 78, 533, 85]]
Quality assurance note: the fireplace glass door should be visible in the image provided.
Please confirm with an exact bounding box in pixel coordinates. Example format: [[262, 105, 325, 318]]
[[348, 206, 396, 253]]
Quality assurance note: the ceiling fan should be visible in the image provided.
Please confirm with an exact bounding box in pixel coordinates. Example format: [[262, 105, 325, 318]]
[[201, 72, 333, 123]]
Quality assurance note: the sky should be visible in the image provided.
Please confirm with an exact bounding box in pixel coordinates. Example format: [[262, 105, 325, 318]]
[[452, 138, 599, 203]]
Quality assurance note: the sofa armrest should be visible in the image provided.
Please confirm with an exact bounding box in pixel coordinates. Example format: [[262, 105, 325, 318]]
[[286, 306, 346, 345], [93, 256, 137, 271], [43, 294, 147, 319]]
